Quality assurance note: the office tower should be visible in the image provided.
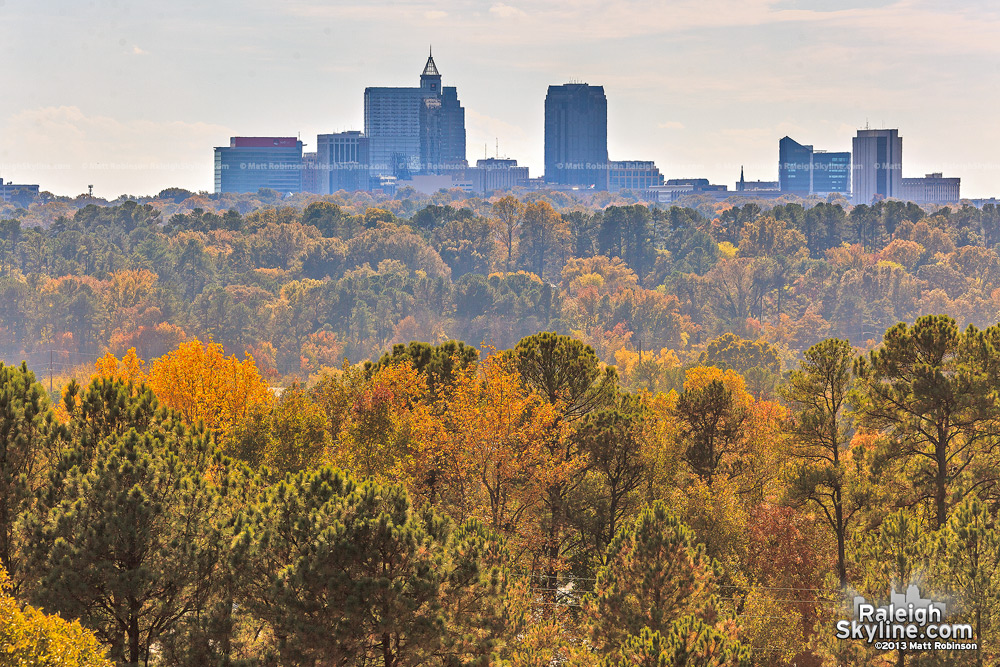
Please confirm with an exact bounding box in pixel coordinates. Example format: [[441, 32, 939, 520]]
[[779, 137, 813, 195], [364, 51, 466, 180], [778, 136, 851, 196], [853, 129, 902, 204], [544, 83, 608, 189], [317, 131, 370, 193], [214, 137, 303, 194], [901, 173, 961, 204], [811, 151, 851, 195]]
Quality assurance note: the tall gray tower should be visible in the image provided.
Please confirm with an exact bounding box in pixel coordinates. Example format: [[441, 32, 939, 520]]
[[852, 128, 902, 204], [544, 83, 608, 189]]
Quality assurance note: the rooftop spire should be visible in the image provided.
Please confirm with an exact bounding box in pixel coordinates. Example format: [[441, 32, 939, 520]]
[[422, 47, 440, 77]]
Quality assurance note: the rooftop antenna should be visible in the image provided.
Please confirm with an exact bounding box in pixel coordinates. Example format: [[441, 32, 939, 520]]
[[495, 137, 499, 159]]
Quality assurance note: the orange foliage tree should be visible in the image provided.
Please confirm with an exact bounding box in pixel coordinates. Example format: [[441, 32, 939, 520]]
[[147, 339, 274, 437], [430, 353, 566, 554]]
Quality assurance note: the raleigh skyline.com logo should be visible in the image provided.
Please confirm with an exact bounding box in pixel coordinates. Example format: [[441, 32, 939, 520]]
[[836, 584, 977, 653]]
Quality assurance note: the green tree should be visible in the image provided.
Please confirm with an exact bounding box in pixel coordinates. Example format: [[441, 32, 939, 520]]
[[853, 315, 1000, 528], [782, 338, 870, 586], [932, 494, 1000, 667], [369, 339, 479, 399], [673, 379, 749, 487], [23, 383, 229, 667], [0, 362, 63, 590], [572, 391, 650, 569], [508, 332, 616, 422], [583, 502, 722, 655], [231, 466, 508, 666], [602, 622, 751, 667]]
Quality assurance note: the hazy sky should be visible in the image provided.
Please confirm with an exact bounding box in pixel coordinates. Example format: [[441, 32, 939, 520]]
[[1, 0, 998, 199]]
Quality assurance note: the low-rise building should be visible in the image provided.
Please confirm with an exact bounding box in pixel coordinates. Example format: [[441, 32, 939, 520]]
[[608, 161, 663, 192], [468, 158, 529, 194], [901, 173, 961, 205], [214, 137, 304, 194]]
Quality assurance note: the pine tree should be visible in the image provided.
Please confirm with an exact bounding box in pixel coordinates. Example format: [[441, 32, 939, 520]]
[[583, 502, 722, 654], [0, 362, 64, 591], [231, 466, 509, 666], [22, 379, 230, 666]]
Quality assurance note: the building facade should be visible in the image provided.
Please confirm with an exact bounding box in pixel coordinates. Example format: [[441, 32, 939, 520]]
[[0, 178, 40, 202], [853, 128, 902, 204], [901, 173, 961, 205], [364, 52, 466, 180], [607, 161, 663, 192], [316, 131, 370, 193], [544, 83, 608, 189], [468, 158, 529, 193], [811, 151, 851, 195], [779, 137, 850, 196], [779, 137, 813, 195], [214, 137, 303, 194]]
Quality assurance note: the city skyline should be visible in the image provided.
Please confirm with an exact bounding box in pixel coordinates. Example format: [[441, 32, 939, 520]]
[[2, 0, 999, 198]]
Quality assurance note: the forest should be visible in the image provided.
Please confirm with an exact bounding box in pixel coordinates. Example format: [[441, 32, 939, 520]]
[[3, 191, 1000, 666]]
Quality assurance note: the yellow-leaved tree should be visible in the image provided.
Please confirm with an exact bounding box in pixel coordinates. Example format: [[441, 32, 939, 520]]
[[91, 347, 146, 387], [148, 339, 275, 438], [0, 566, 111, 667]]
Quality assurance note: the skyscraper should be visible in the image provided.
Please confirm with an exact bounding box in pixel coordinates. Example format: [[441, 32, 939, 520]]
[[853, 129, 902, 204], [778, 136, 850, 196], [364, 51, 466, 180], [778, 137, 813, 195], [544, 83, 608, 189]]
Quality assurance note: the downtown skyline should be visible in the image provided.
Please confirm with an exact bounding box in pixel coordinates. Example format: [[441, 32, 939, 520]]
[[2, 0, 999, 198]]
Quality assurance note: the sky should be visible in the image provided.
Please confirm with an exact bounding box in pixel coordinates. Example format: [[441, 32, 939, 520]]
[[1, 0, 999, 199]]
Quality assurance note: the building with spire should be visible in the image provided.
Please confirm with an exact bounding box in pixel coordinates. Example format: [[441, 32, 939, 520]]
[[364, 50, 467, 181]]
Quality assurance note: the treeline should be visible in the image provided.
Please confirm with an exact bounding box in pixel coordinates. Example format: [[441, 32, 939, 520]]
[[4, 322, 1000, 666], [4, 196, 1000, 386]]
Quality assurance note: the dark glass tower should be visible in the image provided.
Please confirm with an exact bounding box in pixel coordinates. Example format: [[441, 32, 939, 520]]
[[778, 136, 813, 195], [544, 83, 608, 189]]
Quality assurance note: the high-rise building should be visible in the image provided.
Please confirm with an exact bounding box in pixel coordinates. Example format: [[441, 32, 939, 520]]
[[316, 131, 370, 193], [901, 173, 961, 205], [364, 51, 466, 180], [544, 83, 608, 189], [778, 137, 850, 196], [853, 129, 902, 204], [811, 151, 851, 195], [779, 137, 813, 195], [214, 137, 303, 194]]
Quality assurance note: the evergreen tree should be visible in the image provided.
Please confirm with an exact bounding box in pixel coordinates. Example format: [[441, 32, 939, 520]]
[[782, 338, 871, 586], [23, 380, 230, 667], [854, 315, 1000, 528], [0, 362, 63, 590], [231, 466, 508, 666], [583, 502, 722, 654]]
